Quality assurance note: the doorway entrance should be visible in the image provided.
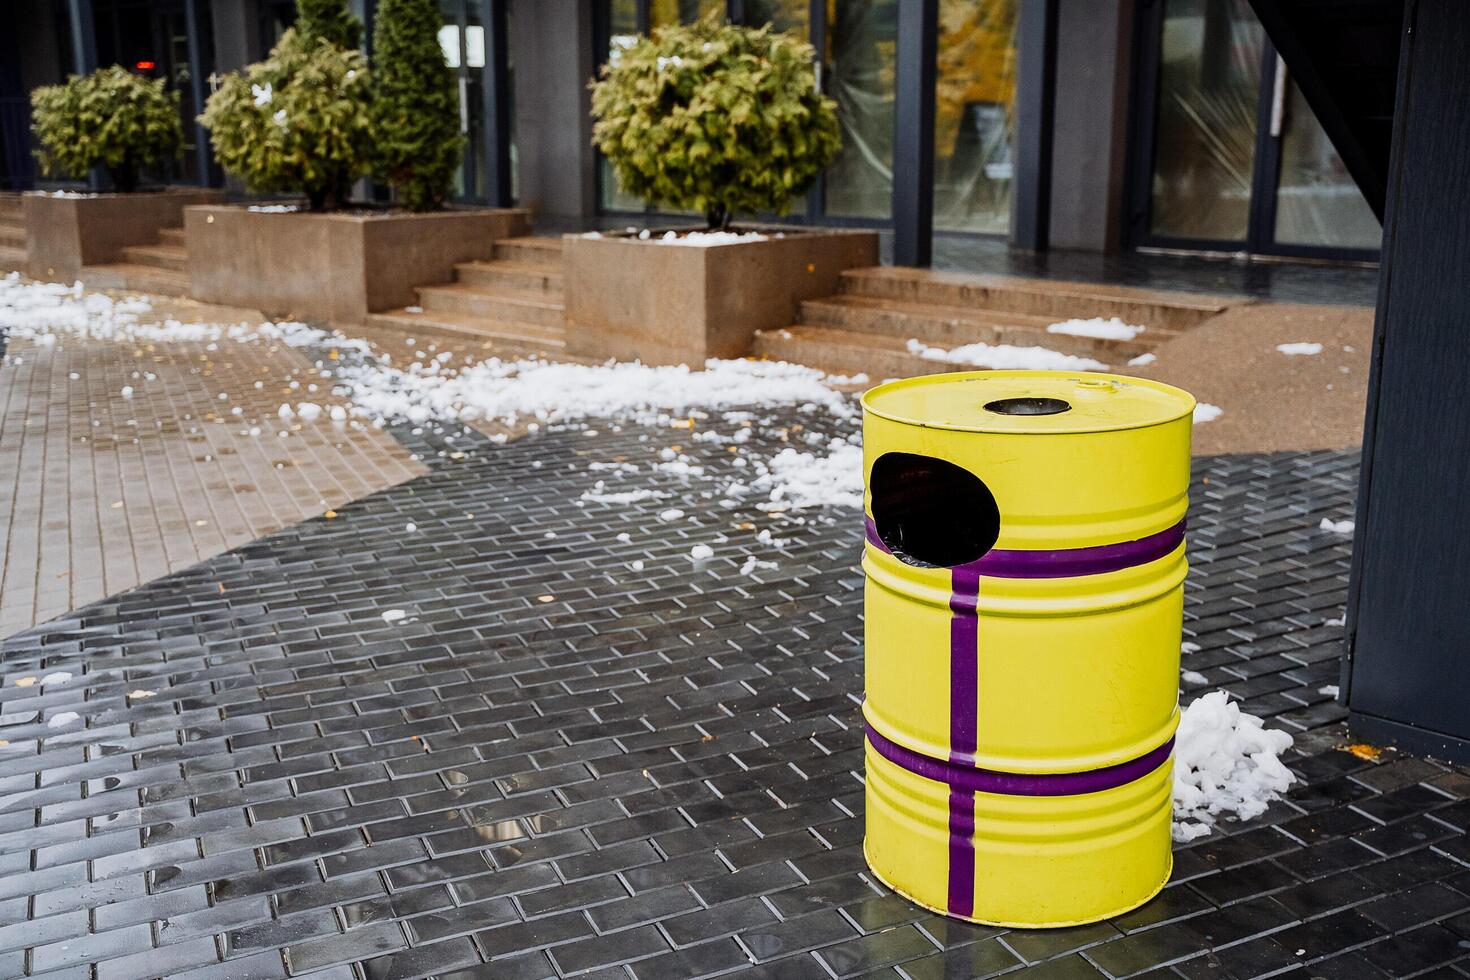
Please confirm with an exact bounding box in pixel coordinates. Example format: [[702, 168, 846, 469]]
[[1129, 0, 1381, 260]]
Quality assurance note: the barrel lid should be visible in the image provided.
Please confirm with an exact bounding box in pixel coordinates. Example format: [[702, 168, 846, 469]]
[[861, 371, 1196, 435]]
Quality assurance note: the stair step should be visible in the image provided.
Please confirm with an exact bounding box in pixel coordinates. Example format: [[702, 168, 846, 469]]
[[753, 326, 955, 381], [157, 227, 186, 247], [838, 267, 1241, 330], [454, 260, 563, 295], [119, 243, 188, 272], [0, 196, 20, 221], [0, 223, 23, 248], [364, 308, 566, 357], [492, 236, 563, 264], [416, 283, 565, 327], [798, 294, 1155, 359], [79, 262, 190, 297], [0, 244, 25, 273]]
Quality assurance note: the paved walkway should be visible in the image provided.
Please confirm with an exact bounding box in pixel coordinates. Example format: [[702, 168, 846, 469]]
[[0, 391, 1466, 978], [0, 300, 425, 638]]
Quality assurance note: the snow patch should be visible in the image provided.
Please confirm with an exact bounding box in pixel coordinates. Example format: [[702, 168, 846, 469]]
[[1172, 691, 1295, 841], [1276, 342, 1324, 356], [1319, 517, 1354, 535], [1127, 352, 1156, 367], [905, 338, 1106, 372], [1318, 685, 1340, 698], [1181, 670, 1209, 685], [1047, 317, 1146, 341], [1193, 403, 1223, 424], [47, 712, 80, 729], [381, 609, 408, 624], [652, 230, 769, 246]]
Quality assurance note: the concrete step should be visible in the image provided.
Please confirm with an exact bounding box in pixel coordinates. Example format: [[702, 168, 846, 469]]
[[454, 260, 563, 296], [363, 309, 566, 357], [0, 196, 20, 221], [416, 283, 565, 327], [0, 244, 25, 273], [157, 227, 186, 247], [119, 242, 188, 272], [838, 267, 1241, 331], [753, 325, 956, 381], [79, 262, 190, 297], [492, 236, 563, 265], [0, 223, 23, 248], [798, 294, 1155, 360]]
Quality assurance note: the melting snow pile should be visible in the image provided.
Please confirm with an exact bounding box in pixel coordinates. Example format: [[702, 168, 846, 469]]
[[1193, 403, 1223, 424], [1276, 342, 1323, 356], [1319, 517, 1354, 534], [1172, 691, 1295, 842], [745, 442, 864, 512], [0, 274, 363, 352], [337, 356, 854, 428], [905, 338, 1106, 372], [1046, 317, 1146, 341]]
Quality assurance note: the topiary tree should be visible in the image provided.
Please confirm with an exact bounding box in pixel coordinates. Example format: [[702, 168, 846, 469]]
[[199, 29, 374, 211], [590, 14, 841, 230], [30, 66, 183, 193], [296, 0, 362, 50], [370, 0, 463, 211]]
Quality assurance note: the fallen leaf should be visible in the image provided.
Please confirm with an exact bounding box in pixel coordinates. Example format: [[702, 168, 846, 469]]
[[537, 595, 555, 603], [13, 677, 36, 688], [1346, 743, 1382, 761], [324, 510, 338, 519]]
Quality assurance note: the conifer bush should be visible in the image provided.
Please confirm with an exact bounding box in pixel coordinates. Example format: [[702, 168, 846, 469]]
[[296, 0, 362, 51], [30, 66, 183, 193], [590, 15, 841, 229], [200, 29, 374, 211], [371, 0, 463, 211]]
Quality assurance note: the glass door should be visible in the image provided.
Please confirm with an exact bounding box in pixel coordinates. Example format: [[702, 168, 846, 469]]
[[1130, 0, 1379, 259], [438, 0, 477, 201]]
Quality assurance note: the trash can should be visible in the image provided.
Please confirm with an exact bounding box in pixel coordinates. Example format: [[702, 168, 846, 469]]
[[861, 370, 1195, 928]]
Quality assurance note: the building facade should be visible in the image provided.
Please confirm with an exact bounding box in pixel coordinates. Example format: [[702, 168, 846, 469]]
[[1, 0, 1381, 264]]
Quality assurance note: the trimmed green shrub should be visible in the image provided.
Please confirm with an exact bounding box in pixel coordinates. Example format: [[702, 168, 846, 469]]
[[590, 14, 841, 229], [29, 66, 183, 193], [200, 29, 374, 211], [371, 0, 463, 211], [296, 0, 362, 50]]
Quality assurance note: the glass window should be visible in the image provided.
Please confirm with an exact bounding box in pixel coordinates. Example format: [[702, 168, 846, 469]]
[[1148, 0, 1263, 242], [1273, 79, 1380, 250], [650, 0, 725, 28], [823, 0, 897, 220], [599, 0, 645, 212], [742, 0, 809, 33], [933, 0, 1017, 234]]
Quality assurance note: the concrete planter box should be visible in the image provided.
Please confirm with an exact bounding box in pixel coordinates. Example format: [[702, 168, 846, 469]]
[[23, 187, 223, 282], [185, 205, 532, 323], [564, 227, 880, 365]]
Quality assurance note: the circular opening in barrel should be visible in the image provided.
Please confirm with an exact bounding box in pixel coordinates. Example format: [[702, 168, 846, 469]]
[[984, 396, 1072, 416], [870, 452, 999, 568]]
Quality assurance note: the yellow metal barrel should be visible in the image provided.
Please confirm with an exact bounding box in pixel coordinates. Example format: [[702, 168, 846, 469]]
[[861, 370, 1195, 928]]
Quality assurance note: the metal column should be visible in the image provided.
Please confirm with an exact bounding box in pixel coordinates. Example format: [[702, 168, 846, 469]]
[[891, 0, 937, 268]]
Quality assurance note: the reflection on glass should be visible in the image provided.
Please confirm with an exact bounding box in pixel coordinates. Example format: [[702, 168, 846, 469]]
[[743, 0, 809, 33], [650, 0, 725, 28], [824, 0, 897, 220], [1274, 80, 1379, 250], [601, 0, 648, 212], [1148, 0, 1263, 241], [933, 0, 1017, 233]]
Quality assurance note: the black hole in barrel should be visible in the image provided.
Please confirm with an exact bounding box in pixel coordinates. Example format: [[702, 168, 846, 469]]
[[870, 452, 1000, 568], [984, 397, 1071, 416]]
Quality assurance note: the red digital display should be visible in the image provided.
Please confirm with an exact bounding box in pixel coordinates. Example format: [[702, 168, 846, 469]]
[[135, 60, 157, 71]]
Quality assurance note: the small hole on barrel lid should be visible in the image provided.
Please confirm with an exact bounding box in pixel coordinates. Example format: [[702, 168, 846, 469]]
[[984, 397, 1071, 416]]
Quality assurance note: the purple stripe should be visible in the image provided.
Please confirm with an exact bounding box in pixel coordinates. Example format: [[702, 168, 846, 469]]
[[946, 566, 980, 918], [868, 723, 1175, 797], [864, 516, 1185, 579]]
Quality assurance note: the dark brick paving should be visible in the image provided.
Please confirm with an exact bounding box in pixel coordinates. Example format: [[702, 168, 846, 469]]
[[0, 409, 1467, 980]]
